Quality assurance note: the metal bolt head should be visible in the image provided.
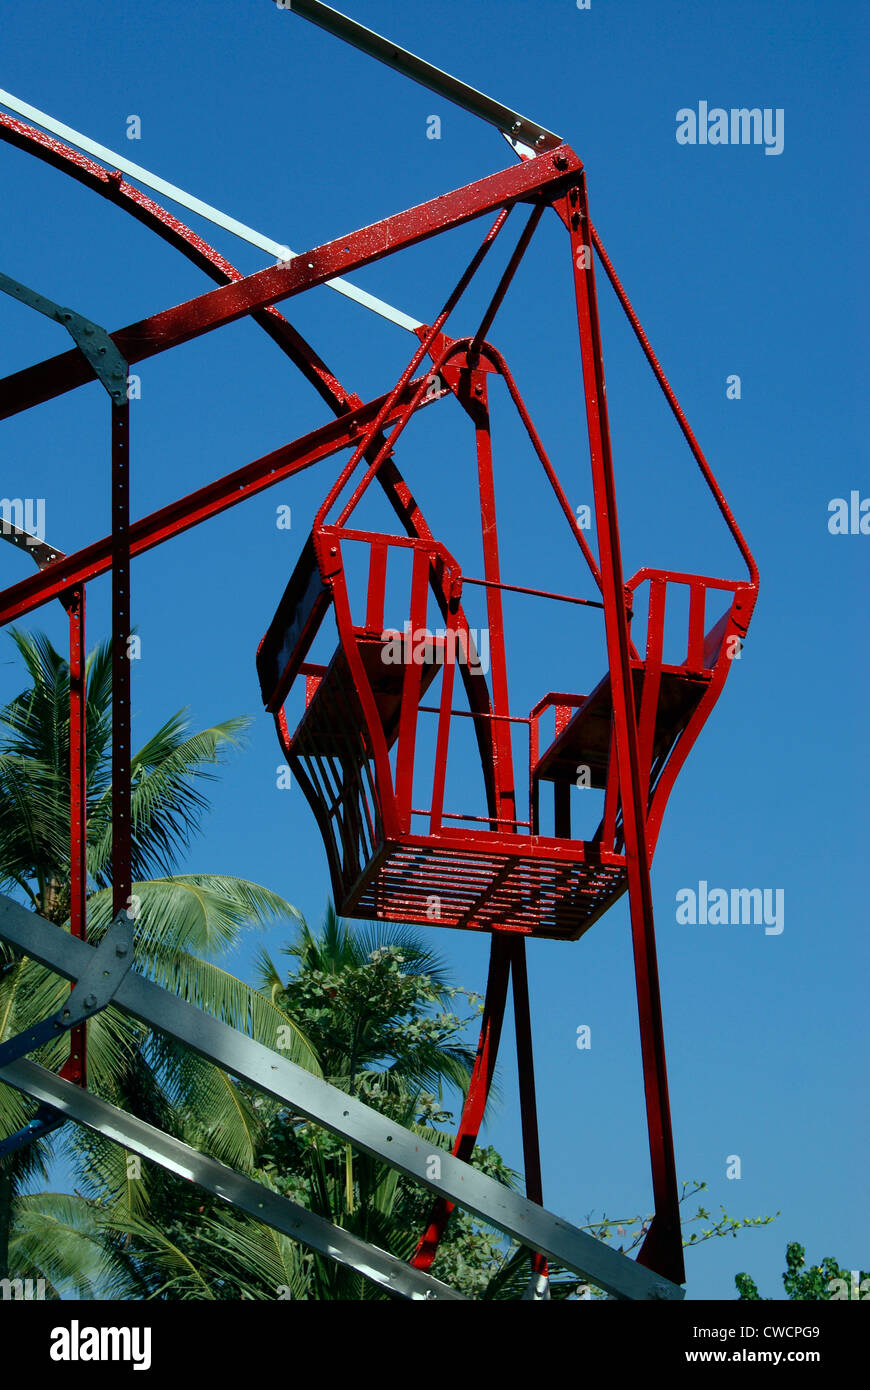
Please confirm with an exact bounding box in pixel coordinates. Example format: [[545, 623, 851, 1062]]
[[553, 152, 569, 171], [83, 993, 97, 1010]]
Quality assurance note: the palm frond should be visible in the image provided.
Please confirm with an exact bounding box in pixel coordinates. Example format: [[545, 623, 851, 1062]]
[[0, 755, 71, 892], [87, 717, 251, 883], [97, 1210, 217, 1300], [84, 880, 318, 1070], [86, 876, 303, 960], [189, 1197, 311, 1299], [9, 1191, 146, 1300], [146, 1041, 264, 1172], [252, 946, 285, 1004]]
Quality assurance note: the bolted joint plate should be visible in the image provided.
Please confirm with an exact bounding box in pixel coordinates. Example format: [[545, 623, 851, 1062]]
[[58, 911, 136, 1027], [0, 910, 135, 1069], [0, 269, 128, 403]]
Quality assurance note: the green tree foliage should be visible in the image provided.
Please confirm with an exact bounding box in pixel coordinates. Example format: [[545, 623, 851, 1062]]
[[249, 908, 545, 1299], [583, 1181, 776, 1261], [736, 1242, 869, 1300], [0, 629, 314, 1293], [111, 907, 556, 1300]]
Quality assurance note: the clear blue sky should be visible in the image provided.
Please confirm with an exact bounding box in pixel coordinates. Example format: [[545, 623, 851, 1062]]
[[0, 0, 866, 1299]]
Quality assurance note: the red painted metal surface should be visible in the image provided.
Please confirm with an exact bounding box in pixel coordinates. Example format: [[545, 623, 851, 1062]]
[[411, 936, 511, 1271], [0, 147, 582, 420], [0, 108, 758, 1289], [509, 937, 549, 1284], [564, 174, 681, 1280]]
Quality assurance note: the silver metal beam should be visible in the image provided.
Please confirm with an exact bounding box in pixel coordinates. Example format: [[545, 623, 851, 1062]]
[[0, 896, 683, 1300], [286, 1, 562, 153], [0, 86, 422, 334], [1, 1057, 464, 1301], [0, 519, 64, 569]]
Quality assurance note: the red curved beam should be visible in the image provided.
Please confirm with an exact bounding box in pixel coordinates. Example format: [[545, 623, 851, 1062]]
[[0, 109, 352, 412]]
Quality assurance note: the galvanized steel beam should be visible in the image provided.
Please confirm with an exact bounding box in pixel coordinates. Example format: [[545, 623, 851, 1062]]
[[0, 894, 683, 1301], [287, 0, 562, 152], [0, 1057, 465, 1301]]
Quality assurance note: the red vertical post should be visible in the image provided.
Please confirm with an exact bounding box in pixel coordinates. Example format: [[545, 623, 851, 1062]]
[[112, 401, 132, 917], [565, 177, 684, 1284], [461, 369, 516, 829], [429, 604, 458, 834]]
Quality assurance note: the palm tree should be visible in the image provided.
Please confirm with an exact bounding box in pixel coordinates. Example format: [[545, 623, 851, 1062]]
[[0, 627, 318, 1296]]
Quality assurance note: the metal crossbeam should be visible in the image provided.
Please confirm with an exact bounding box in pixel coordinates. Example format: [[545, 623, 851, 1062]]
[[0, 146, 579, 426], [0, 518, 63, 570], [0, 895, 683, 1300], [0, 912, 134, 1153], [0, 371, 448, 625], [0, 86, 421, 333], [287, 1, 562, 153], [0, 1058, 464, 1301]]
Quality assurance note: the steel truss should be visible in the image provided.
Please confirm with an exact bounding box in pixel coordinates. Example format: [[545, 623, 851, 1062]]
[[0, 1, 757, 1301]]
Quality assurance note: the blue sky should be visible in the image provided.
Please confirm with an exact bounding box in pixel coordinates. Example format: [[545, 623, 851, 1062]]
[[0, 0, 866, 1299]]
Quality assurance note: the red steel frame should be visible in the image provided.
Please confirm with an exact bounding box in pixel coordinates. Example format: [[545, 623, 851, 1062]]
[[0, 111, 758, 1290]]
